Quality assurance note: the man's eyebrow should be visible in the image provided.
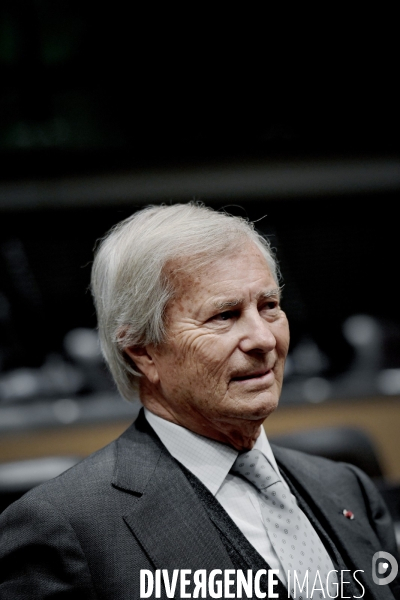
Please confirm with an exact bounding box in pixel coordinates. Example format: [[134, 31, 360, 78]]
[[257, 286, 283, 301], [213, 298, 243, 311], [212, 286, 284, 311]]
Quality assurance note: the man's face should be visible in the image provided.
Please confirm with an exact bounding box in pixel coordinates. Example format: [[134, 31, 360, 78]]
[[144, 242, 290, 444]]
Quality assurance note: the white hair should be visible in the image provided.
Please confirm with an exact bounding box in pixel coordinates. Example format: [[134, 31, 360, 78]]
[[91, 203, 279, 401]]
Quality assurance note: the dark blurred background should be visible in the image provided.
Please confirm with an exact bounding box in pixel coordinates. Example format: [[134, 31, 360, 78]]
[[1, 2, 400, 535]]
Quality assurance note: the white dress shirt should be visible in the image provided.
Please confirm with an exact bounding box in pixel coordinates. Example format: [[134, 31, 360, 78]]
[[144, 408, 293, 583]]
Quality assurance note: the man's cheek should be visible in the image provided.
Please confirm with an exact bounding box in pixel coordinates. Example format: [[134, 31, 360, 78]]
[[196, 356, 228, 382]]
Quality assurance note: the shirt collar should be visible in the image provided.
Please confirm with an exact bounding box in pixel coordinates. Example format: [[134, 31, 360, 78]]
[[144, 408, 281, 496]]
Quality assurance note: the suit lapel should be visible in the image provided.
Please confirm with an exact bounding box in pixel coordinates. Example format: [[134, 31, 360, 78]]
[[272, 444, 395, 600], [113, 412, 234, 573]]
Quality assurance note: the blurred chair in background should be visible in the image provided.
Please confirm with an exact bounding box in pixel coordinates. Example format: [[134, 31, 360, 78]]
[[271, 426, 384, 479]]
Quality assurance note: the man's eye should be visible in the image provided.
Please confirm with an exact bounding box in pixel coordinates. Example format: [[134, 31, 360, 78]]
[[262, 300, 279, 311], [214, 310, 236, 321]]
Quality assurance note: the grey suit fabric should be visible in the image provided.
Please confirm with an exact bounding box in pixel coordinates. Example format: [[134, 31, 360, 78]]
[[181, 465, 289, 599], [0, 409, 399, 599]]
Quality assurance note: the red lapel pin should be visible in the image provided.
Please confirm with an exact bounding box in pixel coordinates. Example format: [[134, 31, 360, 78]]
[[343, 509, 354, 519]]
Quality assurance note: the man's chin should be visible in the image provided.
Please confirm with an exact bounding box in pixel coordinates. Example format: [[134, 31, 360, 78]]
[[224, 392, 280, 422]]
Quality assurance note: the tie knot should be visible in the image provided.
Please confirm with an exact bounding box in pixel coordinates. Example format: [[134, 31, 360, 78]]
[[231, 448, 280, 490]]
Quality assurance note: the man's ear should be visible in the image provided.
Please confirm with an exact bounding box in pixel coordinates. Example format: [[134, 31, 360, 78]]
[[124, 345, 160, 384]]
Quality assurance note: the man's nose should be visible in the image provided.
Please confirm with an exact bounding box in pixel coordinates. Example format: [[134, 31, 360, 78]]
[[237, 310, 277, 354]]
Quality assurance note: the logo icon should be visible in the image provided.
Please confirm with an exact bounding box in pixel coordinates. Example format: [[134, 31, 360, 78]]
[[372, 551, 398, 586]]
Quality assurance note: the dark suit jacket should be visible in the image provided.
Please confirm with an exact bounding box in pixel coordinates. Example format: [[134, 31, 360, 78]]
[[1, 410, 399, 599]]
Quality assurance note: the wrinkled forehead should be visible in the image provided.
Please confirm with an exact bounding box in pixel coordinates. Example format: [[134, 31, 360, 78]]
[[164, 241, 276, 304]]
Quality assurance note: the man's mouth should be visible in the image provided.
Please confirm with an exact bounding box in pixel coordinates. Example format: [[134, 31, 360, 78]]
[[231, 369, 272, 382]]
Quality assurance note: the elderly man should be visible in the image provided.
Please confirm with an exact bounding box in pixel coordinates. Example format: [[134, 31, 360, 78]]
[[0, 203, 399, 599]]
